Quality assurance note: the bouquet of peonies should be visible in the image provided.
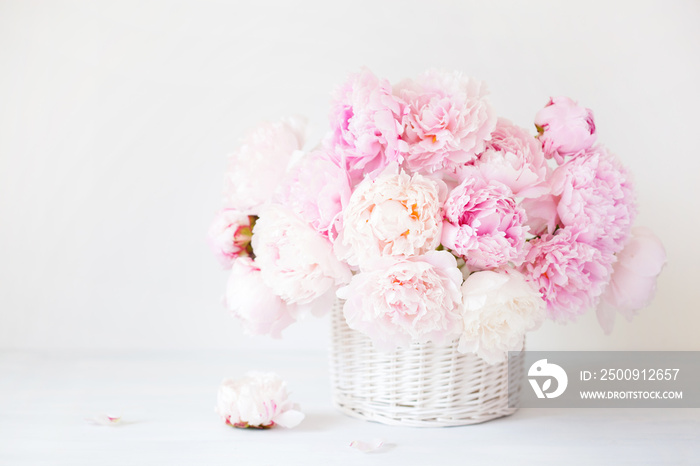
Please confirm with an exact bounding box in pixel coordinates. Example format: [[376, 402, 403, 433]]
[[209, 69, 666, 364]]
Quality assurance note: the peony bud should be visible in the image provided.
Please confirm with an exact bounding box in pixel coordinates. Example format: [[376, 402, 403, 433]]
[[535, 96, 596, 163]]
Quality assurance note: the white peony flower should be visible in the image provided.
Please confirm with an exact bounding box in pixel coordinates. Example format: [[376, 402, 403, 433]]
[[334, 170, 445, 269], [337, 251, 464, 350], [216, 372, 304, 429], [458, 269, 545, 364], [223, 117, 306, 215], [224, 257, 296, 338], [252, 204, 352, 311]]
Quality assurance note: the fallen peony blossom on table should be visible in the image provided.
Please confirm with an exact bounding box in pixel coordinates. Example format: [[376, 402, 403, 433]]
[[216, 372, 304, 429]]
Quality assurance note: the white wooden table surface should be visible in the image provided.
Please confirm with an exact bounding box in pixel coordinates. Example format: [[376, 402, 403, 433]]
[[1, 350, 698, 465]]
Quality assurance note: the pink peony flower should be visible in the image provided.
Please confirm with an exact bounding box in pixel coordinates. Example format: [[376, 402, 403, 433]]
[[334, 170, 446, 269], [336, 251, 463, 350], [535, 96, 596, 164], [252, 204, 352, 309], [223, 117, 306, 215], [275, 149, 352, 242], [327, 68, 404, 178], [207, 209, 253, 268], [224, 257, 296, 338], [458, 269, 546, 364], [596, 227, 666, 334], [216, 372, 304, 429], [395, 69, 496, 173], [442, 170, 528, 270], [473, 118, 549, 198], [520, 194, 559, 237], [520, 229, 614, 322], [550, 146, 636, 255]]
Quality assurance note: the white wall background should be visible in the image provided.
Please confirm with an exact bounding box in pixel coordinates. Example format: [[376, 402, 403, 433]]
[[1, 0, 698, 352]]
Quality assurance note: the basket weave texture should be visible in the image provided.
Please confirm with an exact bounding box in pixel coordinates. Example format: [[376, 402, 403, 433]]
[[330, 299, 524, 427]]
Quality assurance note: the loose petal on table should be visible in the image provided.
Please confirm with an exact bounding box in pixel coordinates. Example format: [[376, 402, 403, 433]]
[[350, 438, 385, 453], [86, 414, 122, 426]]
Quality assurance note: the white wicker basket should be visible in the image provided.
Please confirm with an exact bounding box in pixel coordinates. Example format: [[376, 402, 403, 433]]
[[330, 299, 524, 427]]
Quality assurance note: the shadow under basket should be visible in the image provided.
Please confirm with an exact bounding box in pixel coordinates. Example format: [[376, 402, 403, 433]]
[[330, 299, 524, 427]]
